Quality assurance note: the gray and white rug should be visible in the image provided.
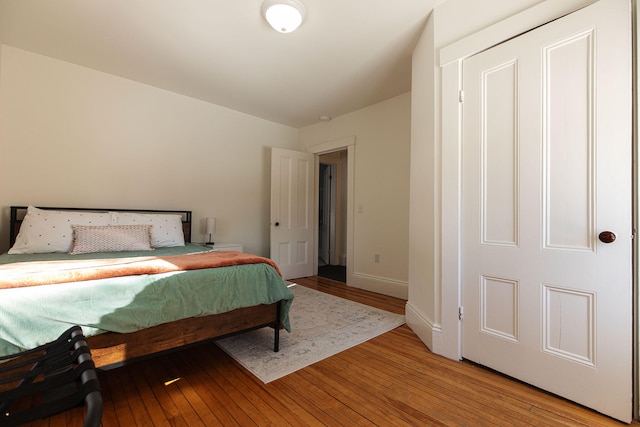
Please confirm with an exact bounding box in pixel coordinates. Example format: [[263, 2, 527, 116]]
[[215, 284, 406, 383]]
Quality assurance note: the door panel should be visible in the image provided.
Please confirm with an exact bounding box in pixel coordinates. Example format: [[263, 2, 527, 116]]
[[544, 31, 594, 251], [482, 59, 518, 247], [462, 0, 632, 421], [270, 147, 314, 280]]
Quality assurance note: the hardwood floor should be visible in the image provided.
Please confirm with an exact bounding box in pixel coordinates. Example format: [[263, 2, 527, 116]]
[[28, 276, 635, 426]]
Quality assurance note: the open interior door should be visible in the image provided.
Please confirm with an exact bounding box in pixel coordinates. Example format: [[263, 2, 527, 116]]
[[270, 147, 314, 280]]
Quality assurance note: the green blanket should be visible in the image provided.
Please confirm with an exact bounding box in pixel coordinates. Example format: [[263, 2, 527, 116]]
[[0, 244, 293, 356]]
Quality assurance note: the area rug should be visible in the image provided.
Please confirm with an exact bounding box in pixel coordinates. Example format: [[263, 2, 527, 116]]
[[215, 284, 406, 383]]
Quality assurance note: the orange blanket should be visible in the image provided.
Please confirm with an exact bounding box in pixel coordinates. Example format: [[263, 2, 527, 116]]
[[0, 251, 282, 289]]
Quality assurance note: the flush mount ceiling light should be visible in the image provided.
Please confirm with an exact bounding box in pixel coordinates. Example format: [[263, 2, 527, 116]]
[[261, 0, 306, 33]]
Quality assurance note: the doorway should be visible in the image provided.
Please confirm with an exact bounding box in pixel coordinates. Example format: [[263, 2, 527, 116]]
[[317, 150, 347, 282]]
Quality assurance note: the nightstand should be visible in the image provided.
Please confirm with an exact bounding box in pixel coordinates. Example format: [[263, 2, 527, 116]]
[[204, 243, 243, 253]]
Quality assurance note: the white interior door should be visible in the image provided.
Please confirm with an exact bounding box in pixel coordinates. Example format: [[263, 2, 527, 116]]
[[270, 147, 314, 280], [461, 0, 632, 421]]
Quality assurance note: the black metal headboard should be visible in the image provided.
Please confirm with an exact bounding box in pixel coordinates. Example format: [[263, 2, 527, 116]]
[[9, 206, 192, 247]]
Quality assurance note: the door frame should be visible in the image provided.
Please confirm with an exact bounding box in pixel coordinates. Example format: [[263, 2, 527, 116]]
[[307, 136, 355, 281], [437, 0, 638, 415]]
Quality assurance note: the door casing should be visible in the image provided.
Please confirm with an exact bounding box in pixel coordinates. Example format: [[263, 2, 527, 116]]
[[307, 137, 356, 279]]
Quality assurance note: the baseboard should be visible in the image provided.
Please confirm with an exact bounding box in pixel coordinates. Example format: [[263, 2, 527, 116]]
[[349, 272, 408, 299], [405, 301, 442, 352]]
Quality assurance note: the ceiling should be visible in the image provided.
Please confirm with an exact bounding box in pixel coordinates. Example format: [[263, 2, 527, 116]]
[[0, 0, 439, 128]]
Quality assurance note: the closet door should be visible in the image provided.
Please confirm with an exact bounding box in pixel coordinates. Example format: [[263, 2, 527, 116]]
[[461, 0, 632, 421]]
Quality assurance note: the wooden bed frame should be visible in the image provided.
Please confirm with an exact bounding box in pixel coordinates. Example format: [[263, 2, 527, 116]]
[[8, 206, 284, 369]]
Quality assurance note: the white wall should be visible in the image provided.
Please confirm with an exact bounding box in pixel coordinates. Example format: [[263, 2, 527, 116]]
[[0, 45, 299, 255], [299, 93, 411, 298], [408, 0, 598, 358], [407, 13, 438, 348]]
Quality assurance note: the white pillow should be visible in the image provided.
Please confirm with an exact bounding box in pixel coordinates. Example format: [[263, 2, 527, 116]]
[[110, 212, 185, 248], [8, 206, 111, 254], [69, 224, 153, 254]]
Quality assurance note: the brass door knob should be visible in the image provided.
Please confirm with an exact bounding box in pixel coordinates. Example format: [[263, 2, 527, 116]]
[[598, 231, 616, 243]]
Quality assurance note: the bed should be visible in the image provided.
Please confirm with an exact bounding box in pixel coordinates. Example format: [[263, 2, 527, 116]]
[[0, 206, 294, 369]]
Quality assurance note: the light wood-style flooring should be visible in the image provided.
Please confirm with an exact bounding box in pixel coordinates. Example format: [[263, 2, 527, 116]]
[[28, 276, 636, 426]]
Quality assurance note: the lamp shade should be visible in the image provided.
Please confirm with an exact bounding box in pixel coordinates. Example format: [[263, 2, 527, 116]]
[[262, 0, 306, 33], [205, 217, 216, 235]]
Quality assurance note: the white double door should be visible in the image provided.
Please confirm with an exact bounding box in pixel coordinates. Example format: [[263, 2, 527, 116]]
[[462, 0, 632, 421]]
